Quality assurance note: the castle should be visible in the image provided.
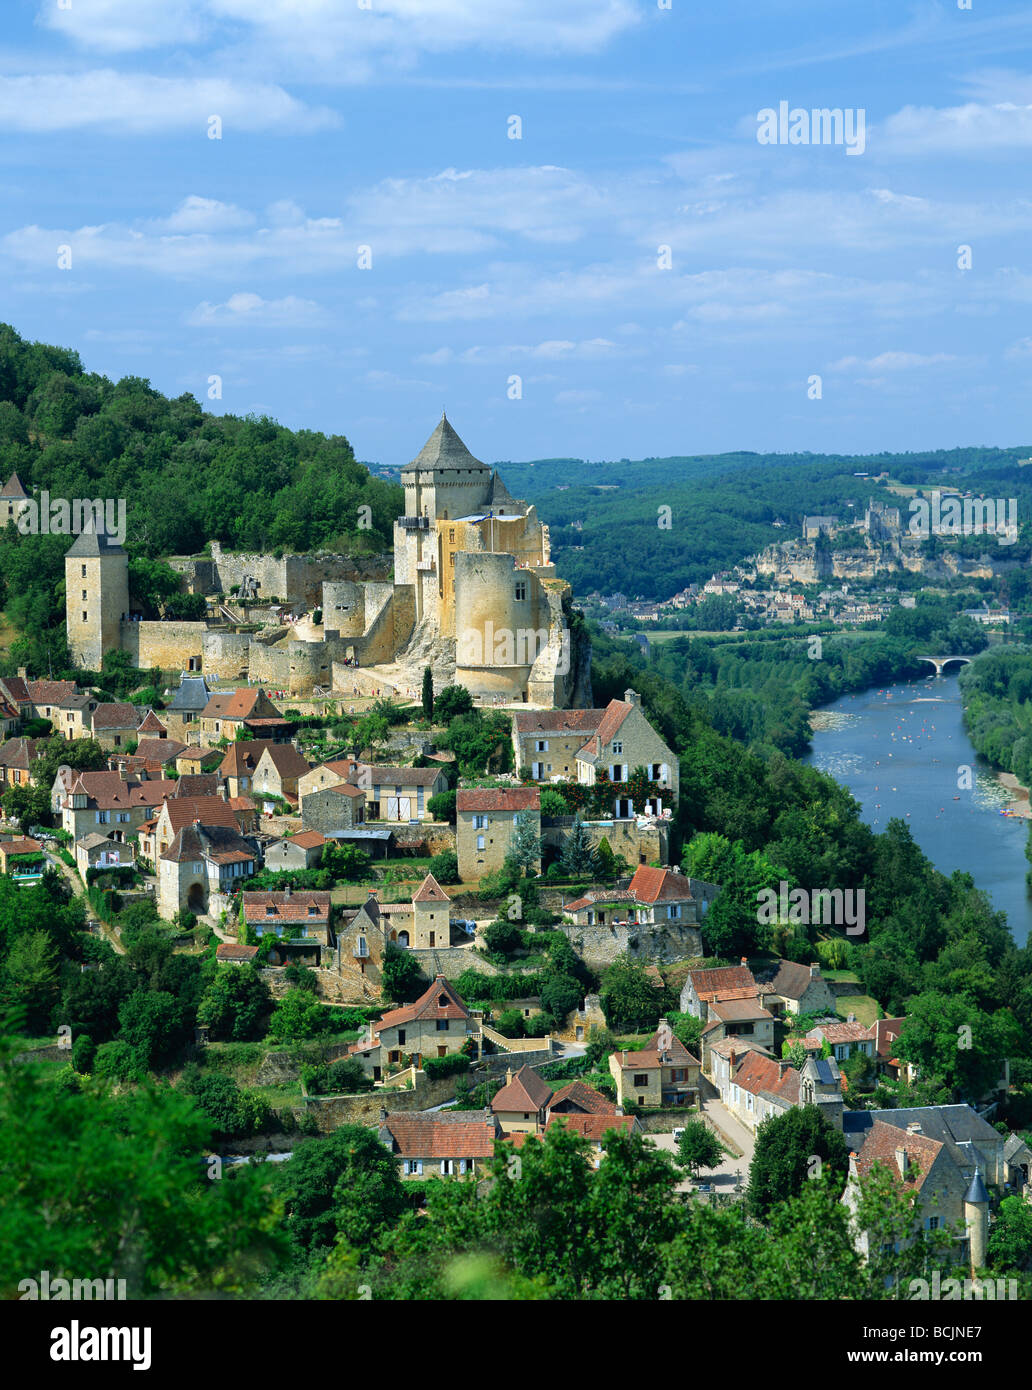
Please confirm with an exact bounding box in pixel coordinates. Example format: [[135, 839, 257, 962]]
[[65, 415, 590, 707]]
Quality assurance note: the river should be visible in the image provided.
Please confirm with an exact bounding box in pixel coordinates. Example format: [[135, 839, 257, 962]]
[[804, 672, 1032, 947]]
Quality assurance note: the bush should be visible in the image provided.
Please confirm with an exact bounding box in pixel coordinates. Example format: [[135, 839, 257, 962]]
[[93, 1039, 143, 1083], [267, 987, 328, 1043], [302, 1057, 374, 1095], [539, 973, 583, 1025], [427, 792, 457, 824], [433, 685, 474, 722], [482, 918, 522, 956], [428, 849, 459, 883], [284, 963, 319, 994], [71, 1034, 95, 1074], [422, 1052, 471, 1081], [495, 1008, 526, 1037]]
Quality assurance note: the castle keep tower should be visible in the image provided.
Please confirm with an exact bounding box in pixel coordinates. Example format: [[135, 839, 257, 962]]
[[65, 529, 130, 670]]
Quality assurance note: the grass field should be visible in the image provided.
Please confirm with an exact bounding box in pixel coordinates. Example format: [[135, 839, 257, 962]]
[[836, 994, 881, 1027]]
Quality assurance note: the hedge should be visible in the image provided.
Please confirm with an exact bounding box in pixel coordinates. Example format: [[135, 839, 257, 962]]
[[422, 1053, 471, 1081]]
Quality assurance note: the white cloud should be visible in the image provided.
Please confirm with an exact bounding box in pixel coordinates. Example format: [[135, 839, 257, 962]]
[[187, 292, 324, 326], [41, 0, 639, 65], [555, 389, 602, 405], [829, 352, 958, 371], [0, 70, 336, 132], [881, 100, 1032, 154]]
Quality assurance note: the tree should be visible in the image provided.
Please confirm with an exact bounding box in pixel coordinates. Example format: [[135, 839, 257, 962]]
[[267, 987, 326, 1043], [428, 849, 459, 883], [600, 955, 664, 1032], [427, 791, 457, 824], [116, 989, 188, 1069], [988, 1194, 1032, 1273], [380, 943, 428, 1005], [433, 684, 473, 722], [482, 918, 522, 956], [1, 930, 59, 1031], [508, 809, 543, 876], [895, 991, 1020, 1101], [320, 840, 371, 882], [539, 788, 569, 817], [273, 1124, 407, 1264], [676, 1118, 725, 1177], [539, 972, 582, 1024], [1, 781, 52, 834], [70, 1034, 95, 1074], [747, 1104, 850, 1219], [560, 814, 598, 879], [197, 964, 271, 1042], [421, 666, 434, 720]]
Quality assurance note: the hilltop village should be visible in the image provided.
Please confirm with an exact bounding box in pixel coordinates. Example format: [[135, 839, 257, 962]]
[[2, 419, 1030, 1298]]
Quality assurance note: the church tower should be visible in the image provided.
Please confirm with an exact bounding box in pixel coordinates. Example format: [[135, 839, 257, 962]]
[[65, 528, 129, 670]]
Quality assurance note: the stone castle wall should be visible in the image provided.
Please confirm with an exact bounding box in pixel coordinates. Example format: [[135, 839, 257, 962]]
[[556, 920, 703, 972], [168, 543, 392, 607], [120, 619, 207, 671]]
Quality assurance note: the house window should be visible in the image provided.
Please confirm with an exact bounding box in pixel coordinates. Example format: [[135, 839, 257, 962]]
[[612, 741, 622, 755], [835, 1045, 847, 1060], [404, 1160, 423, 1176], [81, 565, 87, 578], [440, 1159, 455, 1176], [633, 1073, 649, 1087], [436, 1019, 449, 1031], [82, 611, 88, 623], [473, 814, 487, 830], [535, 739, 548, 752], [667, 904, 681, 920], [398, 1030, 406, 1044], [117, 812, 129, 823], [81, 590, 87, 600], [448, 529, 455, 542], [476, 835, 485, 851], [515, 582, 527, 601], [926, 1216, 939, 1231], [96, 811, 109, 824]]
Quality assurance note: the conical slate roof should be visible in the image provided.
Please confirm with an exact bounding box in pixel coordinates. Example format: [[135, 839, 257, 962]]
[[65, 528, 125, 557], [964, 1166, 989, 1205], [487, 469, 517, 507], [1, 472, 28, 499], [406, 413, 488, 473]]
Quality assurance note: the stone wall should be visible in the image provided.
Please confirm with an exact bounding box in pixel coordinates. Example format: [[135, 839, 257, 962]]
[[389, 822, 455, 856], [202, 629, 251, 680], [407, 944, 497, 980], [556, 920, 703, 972], [120, 619, 207, 671], [302, 1070, 459, 1132], [169, 543, 393, 607]]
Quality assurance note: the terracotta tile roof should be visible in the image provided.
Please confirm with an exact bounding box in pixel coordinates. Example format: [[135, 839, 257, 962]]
[[323, 782, 367, 799], [91, 702, 142, 729], [316, 757, 361, 780], [809, 1020, 873, 1045], [176, 746, 222, 765], [575, 697, 633, 761], [617, 1026, 697, 1070], [547, 1081, 620, 1117], [1, 472, 28, 499], [512, 709, 606, 734], [708, 1037, 769, 1061], [733, 1051, 801, 1103], [67, 772, 176, 811], [161, 796, 239, 832], [700, 985, 763, 1004], [628, 865, 695, 903], [215, 943, 261, 963], [201, 688, 267, 720], [546, 1113, 636, 1143], [26, 680, 81, 706], [380, 1109, 498, 1160], [286, 830, 326, 849], [0, 836, 43, 855], [132, 738, 186, 764], [872, 1017, 906, 1060], [687, 964, 757, 996], [228, 795, 257, 812], [0, 737, 39, 770], [412, 872, 450, 903], [378, 975, 470, 1029], [173, 774, 221, 798], [0, 676, 30, 705], [362, 764, 447, 786], [492, 1065, 553, 1114], [135, 709, 167, 735], [708, 996, 772, 1023], [563, 889, 635, 912], [160, 822, 256, 866], [255, 744, 310, 779], [852, 1119, 944, 1191], [457, 788, 540, 812], [241, 890, 331, 924], [218, 740, 280, 777], [767, 959, 822, 1001]]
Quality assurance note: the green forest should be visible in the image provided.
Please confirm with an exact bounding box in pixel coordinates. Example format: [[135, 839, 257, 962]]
[[0, 323, 401, 675]]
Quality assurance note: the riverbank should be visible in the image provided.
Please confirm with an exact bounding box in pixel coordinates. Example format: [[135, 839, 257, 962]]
[[996, 772, 1032, 820]]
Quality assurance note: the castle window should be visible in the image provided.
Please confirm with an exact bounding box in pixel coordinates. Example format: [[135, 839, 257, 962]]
[[515, 582, 527, 601], [448, 530, 454, 542], [82, 590, 87, 600], [82, 611, 88, 623], [81, 565, 86, 578]]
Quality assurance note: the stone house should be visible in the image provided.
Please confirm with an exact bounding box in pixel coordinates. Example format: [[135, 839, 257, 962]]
[[0, 693, 20, 738], [241, 888, 333, 958], [572, 690, 679, 816], [50, 691, 99, 742], [842, 1105, 1012, 1190], [74, 832, 136, 879], [217, 740, 280, 799], [680, 961, 758, 1017], [560, 888, 638, 927], [115, 737, 187, 775], [174, 745, 223, 775], [543, 1112, 640, 1168], [162, 675, 213, 742], [251, 742, 311, 805], [89, 702, 146, 750], [759, 959, 837, 1018], [491, 1064, 554, 1135], [546, 1080, 621, 1122], [157, 821, 256, 918], [456, 786, 541, 879], [135, 709, 168, 740], [1, 472, 30, 527], [806, 1017, 877, 1064], [0, 737, 40, 789], [715, 1046, 843, 1134], [700, 995, 776, 1071], [301, 783, 367, 835], [511, 707, 611, 780], [609, 1021, 700, 1109], [53, 769, 175, 843], [375, 975, 474, 1069], [626, 864, 719, 928], [0, 836, 46, 882], [146, 795, 241, 862], [297, 757, 363, 809], [265, 830, 327, 872], [378, 1108, 499, 1180], [215, 942, 261, 965], [200, 687, 291, 743], [363, 765, 449, 823]]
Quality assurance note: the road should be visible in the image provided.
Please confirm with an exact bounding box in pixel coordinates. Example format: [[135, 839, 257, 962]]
[[648, 1095, 755, 1197]]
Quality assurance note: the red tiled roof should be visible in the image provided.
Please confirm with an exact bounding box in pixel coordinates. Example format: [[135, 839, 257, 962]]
[[563, 889, 635, 912], [1, 472, 28, 499], [1, 836, 43, 856], [547, 1081, 619, 1117], [546, 1113, 635, 1143], [132, 738, 185, 764], [215, 943, 260, 963], [323, 782, 366, 799], [732, 1051, 801, 1103], [218, 740, 280, 778], [629, 865, 695, 904], [67, 772, 176, 811], [202, 688, 268, 720], [91, 702, 141, 729], [617, 1026, 697, 1070], [512, 709, 606, 734], [26, 680, 81, 706], [852, 1119, 944, 1191], [241, 890, 331, 924], [575, 698, 633, 760], [456, 788, 540, 812], [809, 1020, 873, 1045], [412, 872, 450, 903], [160, 796, 239, 832], [378, 975, 470, 1029], [381, 1111, 498, 1160], [135, 709, 167, 734], [492, 1065, 553, 1114], [687, 965, 757, 995], [286, 830, 326, 849], [255, 744, 310, 779], [708, 996, 772, 1023]]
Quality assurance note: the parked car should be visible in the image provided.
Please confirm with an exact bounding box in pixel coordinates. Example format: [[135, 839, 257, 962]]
[[672, 1127, 685, 1143]]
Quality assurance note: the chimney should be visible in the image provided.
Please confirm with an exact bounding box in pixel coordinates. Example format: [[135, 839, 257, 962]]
[[379, 1107, 387, 1124], [623, 689, 640, 706], [847, 1012, 856, 1023], [506, 1068, 513, 1085], [118, 763, 128, 782], [740, 956, 748, 967], [895, 1145, 908, 1178], [729, 1047, 737, 1070], [17, 666, 27, 679], [848, 1153, 859, 1179], [777, 1059, 789, 1078], [907, 1122, 922, 1135], [809, 962, 819, 979], [284, 883, 291, 899]]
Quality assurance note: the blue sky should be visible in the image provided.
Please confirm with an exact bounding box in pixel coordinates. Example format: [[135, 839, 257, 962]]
[[4, 0, 1032, 466]]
